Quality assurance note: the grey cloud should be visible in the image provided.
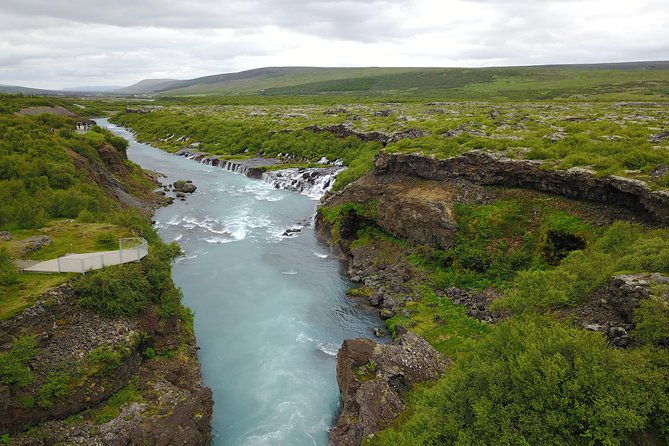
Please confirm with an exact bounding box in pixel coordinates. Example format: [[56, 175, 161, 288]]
[[2, 0, 417, 42]]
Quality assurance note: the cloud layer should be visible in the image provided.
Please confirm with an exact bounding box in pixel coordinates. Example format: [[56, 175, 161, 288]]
[[1, 0, 667, 89]]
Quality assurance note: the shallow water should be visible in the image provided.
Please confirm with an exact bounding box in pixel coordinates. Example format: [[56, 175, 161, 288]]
[[100, 119, 381, 445]]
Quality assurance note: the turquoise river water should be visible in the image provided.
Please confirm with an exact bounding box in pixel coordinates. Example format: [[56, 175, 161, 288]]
[[101, 119, 381, 445]]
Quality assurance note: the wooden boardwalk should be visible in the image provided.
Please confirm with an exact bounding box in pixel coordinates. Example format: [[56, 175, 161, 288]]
[[21, 238, 148, 273]]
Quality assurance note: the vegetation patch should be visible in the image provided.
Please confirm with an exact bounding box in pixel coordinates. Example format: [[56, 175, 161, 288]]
[[370, 316, 669, 446], [0, 336, 37, 389]]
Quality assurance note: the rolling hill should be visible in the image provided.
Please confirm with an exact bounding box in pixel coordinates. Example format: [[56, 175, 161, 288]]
[[141, 62, 669, 100]]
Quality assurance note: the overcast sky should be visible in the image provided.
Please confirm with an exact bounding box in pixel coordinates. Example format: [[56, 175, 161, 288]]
[[1, 0, 667, 89]]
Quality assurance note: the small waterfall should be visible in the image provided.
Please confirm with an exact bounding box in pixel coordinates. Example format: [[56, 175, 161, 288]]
[[176, 149, 344, 198], [176, 150, 251, 175], [262, 167, 345, 199]]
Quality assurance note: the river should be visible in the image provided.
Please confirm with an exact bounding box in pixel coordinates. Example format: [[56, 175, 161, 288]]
[[100, 119, 381, 445]]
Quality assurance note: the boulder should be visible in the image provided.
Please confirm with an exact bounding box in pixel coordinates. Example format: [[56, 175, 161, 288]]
[[173, 180, 197, 194], [330, 330, 448, 446]]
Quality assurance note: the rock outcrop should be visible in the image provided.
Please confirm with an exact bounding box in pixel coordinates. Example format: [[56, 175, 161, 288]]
[[375, 151, 669, 224], [321, 173, 489, 250], [304, 123, 430, 146], [0, 285, 213, 445], [565, 273, 669, 347], [330, 329, 448, 446]]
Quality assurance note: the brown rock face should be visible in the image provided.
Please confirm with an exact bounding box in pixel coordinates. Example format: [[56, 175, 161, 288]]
[[330, 331, 449, 446], [321, 173, 475, 250], [375, 151, 669, 224]]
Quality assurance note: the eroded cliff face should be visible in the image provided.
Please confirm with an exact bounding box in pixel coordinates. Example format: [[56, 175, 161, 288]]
[[0, 286, 213, 445], [329, 330, 448, 446], [375, 151, 669, 224], [319, 172, 494, 251]]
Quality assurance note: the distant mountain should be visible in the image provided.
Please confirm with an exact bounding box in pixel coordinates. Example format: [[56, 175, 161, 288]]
[[115, 79, 182, 94], [0, 84, 59, 95], [62, 85, 122, 92], [146, 61, 669, 100]]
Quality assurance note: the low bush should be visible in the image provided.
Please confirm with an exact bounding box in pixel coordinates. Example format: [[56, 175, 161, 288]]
[[72, 263, 150, 317], [371, 317, 669, 446], [0, 247, 18, 286], [0, 336, 37, 388]]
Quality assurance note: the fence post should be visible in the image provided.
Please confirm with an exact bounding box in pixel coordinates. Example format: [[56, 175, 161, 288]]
[[80, 259, 85, 273]]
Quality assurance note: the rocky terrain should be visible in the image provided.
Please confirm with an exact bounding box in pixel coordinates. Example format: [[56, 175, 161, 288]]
[[0, 286, 212, 445], [318, 150, 669, 445], [330, 329, 448, 446], [375, 151, 669, 224]]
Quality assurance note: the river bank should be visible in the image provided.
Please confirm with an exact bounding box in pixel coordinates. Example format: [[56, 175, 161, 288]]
[[101, 119, 384, 445]]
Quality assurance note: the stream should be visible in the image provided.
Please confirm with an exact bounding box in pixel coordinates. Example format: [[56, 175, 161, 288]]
[[100, 119, 380, 445]]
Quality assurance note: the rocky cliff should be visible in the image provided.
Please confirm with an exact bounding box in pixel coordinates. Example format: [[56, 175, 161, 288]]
[[320, 150, 669, 446], [329, 329, 448, 446], [375, 151, 669, 224], [0, 286, 212, 445]]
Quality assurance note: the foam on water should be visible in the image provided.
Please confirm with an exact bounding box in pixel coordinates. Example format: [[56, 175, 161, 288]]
[[101, 118, 383, 446]]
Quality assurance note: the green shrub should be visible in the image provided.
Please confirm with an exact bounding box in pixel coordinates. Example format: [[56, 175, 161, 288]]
[[634, 296, 669, 346], [38, 372, 71, 408], [0, 247, 18, 286], [73, 263, 150, 317], [372, 317, 669, 446], [0, 336, 37, 388], [87, 345, 123, 375]]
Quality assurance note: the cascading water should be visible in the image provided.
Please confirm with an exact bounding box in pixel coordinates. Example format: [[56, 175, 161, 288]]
[[261, 167, 345, 199], [99, 119, 381, 446]]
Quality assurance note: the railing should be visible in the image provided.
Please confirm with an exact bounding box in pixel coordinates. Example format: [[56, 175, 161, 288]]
[[24, 238, 148, 274]]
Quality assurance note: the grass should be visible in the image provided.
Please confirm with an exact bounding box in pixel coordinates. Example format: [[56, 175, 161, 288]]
[[111, 99, 669, 190], [0, 273, 74, 320], [0, 221, 137, 320], [2, 220, 135, 261], [386, 287, 489, 357], [149, 63, 669, 101]]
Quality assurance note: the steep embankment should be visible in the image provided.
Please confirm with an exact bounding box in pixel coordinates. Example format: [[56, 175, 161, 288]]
[[0, 285, 212, 445], [0, 104, 212, 444], [318, 150, 669, 445]]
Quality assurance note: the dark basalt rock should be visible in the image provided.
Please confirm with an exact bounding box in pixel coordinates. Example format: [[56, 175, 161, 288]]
[[375, 151, 669, 224], [173, 180, 197, 194], [564, 273, 669, 347], [17, 236, 51, 256], [330, 330, 448, 446]]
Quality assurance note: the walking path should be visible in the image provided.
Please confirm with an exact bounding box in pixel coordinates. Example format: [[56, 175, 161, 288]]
[[19, 238, 148, 273]]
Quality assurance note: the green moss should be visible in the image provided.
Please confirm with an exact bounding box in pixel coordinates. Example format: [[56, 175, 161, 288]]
[[92, 382, 142, 424], [346, 286, 373, 298]]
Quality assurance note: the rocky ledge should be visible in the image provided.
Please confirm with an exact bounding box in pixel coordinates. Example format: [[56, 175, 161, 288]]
[[175, 149, 342, 197], [0, 286, 212, 445], [375, 151, 669, 224], [330, 329, 448, 446]]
